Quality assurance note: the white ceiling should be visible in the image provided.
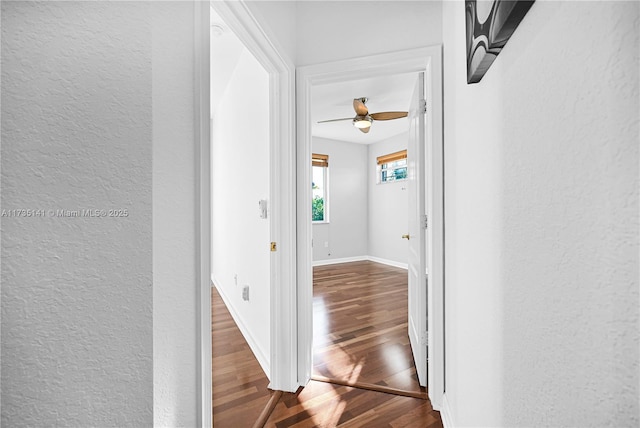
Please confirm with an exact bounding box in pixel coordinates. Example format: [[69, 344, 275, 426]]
[[311, 72, 418, 144], [210, 7, 418, 144]]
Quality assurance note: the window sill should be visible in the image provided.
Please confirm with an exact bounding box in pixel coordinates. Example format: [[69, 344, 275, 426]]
[[377, 182, 407, 185]]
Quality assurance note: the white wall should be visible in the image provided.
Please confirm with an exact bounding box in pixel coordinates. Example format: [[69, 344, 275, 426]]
[[312, 134, 410, 268], [296, 1, 442, 66], [2, 2, 203, 426], [245, 1, 442, 68], [245, 1, 297, 65], [368, 133, 409, 266], [152, 2, 199, 426], [442, 1, 639, 426], [210, 12, 244, 117], [297, 0, 442, 266], [312, 138, 368, 262], [211, 48, 271, 375], [1, 2, 153, 426]]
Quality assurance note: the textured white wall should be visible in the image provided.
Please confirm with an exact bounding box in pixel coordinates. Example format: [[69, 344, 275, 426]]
[[296, 1, 442, 66], [442, 1, 639, 426], [152, 2, 198, 427], [211, 48, 271, 374], [1, 2, 152, 426], [368, 133, 409, 266], [312, 138, 368, 262]]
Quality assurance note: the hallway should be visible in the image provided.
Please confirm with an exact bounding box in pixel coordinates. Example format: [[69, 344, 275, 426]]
[[212, 275, 442, 427]]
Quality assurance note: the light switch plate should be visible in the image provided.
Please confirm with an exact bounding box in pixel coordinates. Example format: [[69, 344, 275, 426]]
[[258, 199, 268, 219]]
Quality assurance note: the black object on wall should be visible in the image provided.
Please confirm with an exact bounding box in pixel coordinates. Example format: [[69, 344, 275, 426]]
[[466, 0, 535, 84]]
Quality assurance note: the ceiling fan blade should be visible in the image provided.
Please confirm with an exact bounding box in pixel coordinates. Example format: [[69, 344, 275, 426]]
[[359, 127, 370, 134], [317, 117, 353, 124], [370, 111, 408, 121], [353, 98, 369, 116]]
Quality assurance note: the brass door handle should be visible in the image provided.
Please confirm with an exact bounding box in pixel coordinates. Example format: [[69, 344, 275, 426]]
[[402, 234, 410, 240]]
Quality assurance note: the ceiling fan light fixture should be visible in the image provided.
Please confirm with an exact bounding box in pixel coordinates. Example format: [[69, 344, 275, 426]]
[[353, 115, 372, 129]]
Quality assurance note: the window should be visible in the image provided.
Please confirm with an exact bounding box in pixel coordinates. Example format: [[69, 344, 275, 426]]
[[312, 153, 328, 222], [377, 150, 407, 183]]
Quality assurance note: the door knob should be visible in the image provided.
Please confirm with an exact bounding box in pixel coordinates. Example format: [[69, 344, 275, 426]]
[[402, 234, 410, 240]]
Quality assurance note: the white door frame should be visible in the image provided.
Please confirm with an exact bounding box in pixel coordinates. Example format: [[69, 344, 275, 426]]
[[197, 1, 298, 424], [295, 47, 445, 409], [208, 1, 297, 392], [195, 2, 211, 427]]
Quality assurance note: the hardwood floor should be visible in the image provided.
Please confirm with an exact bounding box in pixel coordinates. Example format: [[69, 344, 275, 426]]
[[212, 262, 443, 427], [264, 380, 441, 428], [212, 287, 274, 427], [313, 261, 423, 394]]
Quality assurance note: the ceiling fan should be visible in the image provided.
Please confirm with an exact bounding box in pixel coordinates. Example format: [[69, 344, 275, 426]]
[[317, 97, 408, 134]]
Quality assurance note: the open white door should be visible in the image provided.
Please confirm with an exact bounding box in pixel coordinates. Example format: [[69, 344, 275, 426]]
[[406, 72, 427, 387], [297, 47, 444, 407]]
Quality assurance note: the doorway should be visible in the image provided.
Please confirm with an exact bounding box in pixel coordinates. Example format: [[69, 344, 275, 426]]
[[209, 5, 272, 377], [208, 0, 298, 396], [308, 71, 424, 393], [296, 47, 445, 409], [201, 6, 443, 417]]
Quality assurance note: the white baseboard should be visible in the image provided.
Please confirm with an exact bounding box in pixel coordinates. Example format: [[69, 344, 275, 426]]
[[366, 255, 408, 270], [440, 393, 455, 428], [312, 256, 369, 266], [211, 275, 270, 380], [312, 255, 408, 269]]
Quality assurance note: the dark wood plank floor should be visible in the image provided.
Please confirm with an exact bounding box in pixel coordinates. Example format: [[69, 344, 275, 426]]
[[264, 380, 442, 428], [313, 261, 423, 394], [212, 286, 273, 427], [212, 265, 443, 427]]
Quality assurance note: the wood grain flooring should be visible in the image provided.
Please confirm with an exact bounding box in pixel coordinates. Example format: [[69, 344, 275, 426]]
[[264, 380, 442, 428], [212, 260, 443, 427], [313, 261, 423, 394], [212, 287, 274, 427]]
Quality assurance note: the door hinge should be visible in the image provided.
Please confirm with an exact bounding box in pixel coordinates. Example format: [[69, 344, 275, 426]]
[[420, 99, 427, 114], [270, 242, 277, 252], [422, 215, 428, 229], [421, 330, 429, 347]]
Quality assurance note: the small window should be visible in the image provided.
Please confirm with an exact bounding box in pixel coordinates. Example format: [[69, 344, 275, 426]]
[[312, 153, 328, 222], [377, 150, 407, 183]]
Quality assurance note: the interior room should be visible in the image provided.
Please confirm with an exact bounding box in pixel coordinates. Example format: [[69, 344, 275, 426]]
[[0, 1, 637, 428], [309, 73, 422, 395]]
